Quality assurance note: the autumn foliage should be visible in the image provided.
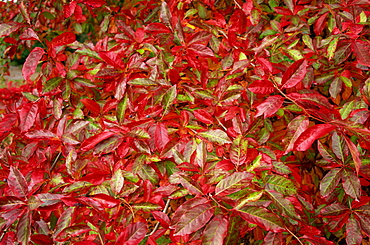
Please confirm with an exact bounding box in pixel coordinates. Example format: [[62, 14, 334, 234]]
[[1, 0, 370, 244]]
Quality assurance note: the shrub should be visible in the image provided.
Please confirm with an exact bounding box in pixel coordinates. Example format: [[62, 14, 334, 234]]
[[1, 0, 370, 244]]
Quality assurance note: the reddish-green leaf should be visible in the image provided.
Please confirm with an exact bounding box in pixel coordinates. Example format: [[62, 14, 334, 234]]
[[8, 166, 28, 198], [201, 215, 228, 245], [198, 129, 231, 145], [352, 40, 370, 67], [281, 59, 307, 89], [0, 23, 20, 37], [215, 172, 253, 196], [255, 95, 284, 118], [237, 206, 285, 232], [266, 190, 300, 220], [56, 225, 91, 242], [230, 136, 248, 166], [162, 85, 177, 116], [284, 115, 309, 154], [25, 129, 57, 139], [0, 196, 25, 212], [188, 44, 214, 57], [263, 231, 283, 245], [169, 172, 203, 195], [80, 131, 116, 151], [342, 169, 361, 200], [343, 136, 362, 175], [22, 47, 45, 81], [171, 200, 214, 235], [193, 109, 213, 124], [117, 222, 147, 245], [54, 207, 74, 238], [16, 212, 31, 245], [320, 168, 342, 197], [294, 124, 336, 151], [346, 215, 362, 245]]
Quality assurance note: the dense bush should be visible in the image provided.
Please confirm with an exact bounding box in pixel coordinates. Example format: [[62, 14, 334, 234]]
[[1, 0, 370, 244]]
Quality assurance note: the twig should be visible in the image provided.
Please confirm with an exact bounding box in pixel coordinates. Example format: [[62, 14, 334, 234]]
[[285, 226, 304, 245], [50, 152, 62, 172], [146, 198, 171, 237]]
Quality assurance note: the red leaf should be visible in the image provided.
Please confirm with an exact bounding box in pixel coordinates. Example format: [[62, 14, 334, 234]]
[[255, 95, 284, 118], [64, 1, 77, 18], [283, 115, 309, 154], [80, 131, 116, 151], [18, 103, 38, 133], [314, 12, 328, 36], [30, 234, 53, 245], [188, 44, 214, 57], [98, 51, 126, 70], [294, 124, 336, 151], [0, 113, 17, 134], [81, 98, 101, 115], [281, 59, 307, 89], [22, 47, 45, 81], [352, 40, 370, 66], [256, 57, 273, 73], [117, 222, 147, 245], [145, 23, 171, 34], [193, 109, 213, 124], [51, 32, 76, 47], [248, 80, 275, 95], [155, 123, 170, 151], [81, 0, 106, 8], [8, 166, 28, 198], [152, 211, 171, 229]]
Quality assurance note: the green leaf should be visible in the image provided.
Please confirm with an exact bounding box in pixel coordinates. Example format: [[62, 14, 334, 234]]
[[128, 78, 158, 86], [265, 174, 297, 195], [132, 203, 161, 212], [43, 77, 63, 94], [22, 92, 39, 101], [327, 36, 339, 60], [74, 78, 96, 87], [198, 129, 232, 144], [162, 85, 177, 116], [320, 168, 342, 197], [138, 164, 159, 185]]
